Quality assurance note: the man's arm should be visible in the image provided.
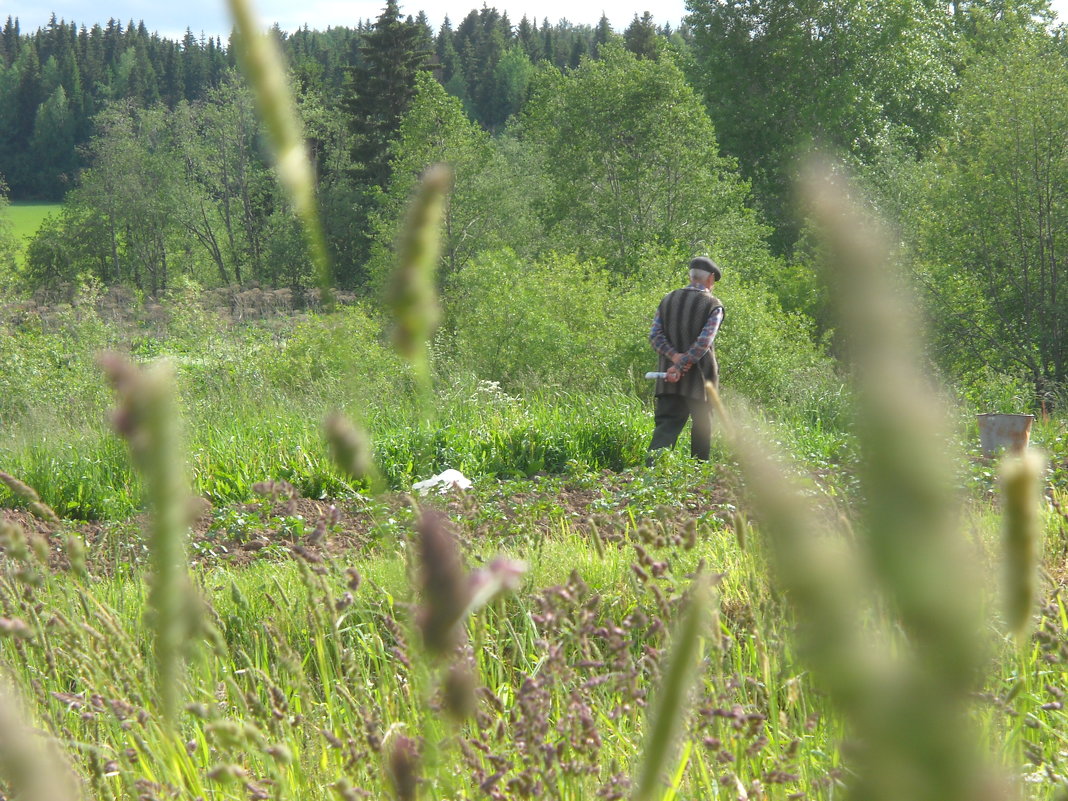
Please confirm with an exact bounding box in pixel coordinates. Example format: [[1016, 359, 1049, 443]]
[[649, 313, 683, 363], [675, 306, 724, 374]]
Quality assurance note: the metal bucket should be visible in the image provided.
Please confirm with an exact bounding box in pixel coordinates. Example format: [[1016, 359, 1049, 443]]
[[976, 413, 1035, 455]]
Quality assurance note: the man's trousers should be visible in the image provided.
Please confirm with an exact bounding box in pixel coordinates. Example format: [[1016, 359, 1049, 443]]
[[648, 394, 712, 462]]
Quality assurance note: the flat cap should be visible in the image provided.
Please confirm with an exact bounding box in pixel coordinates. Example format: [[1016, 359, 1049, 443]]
[[689, 256, 722, 281]]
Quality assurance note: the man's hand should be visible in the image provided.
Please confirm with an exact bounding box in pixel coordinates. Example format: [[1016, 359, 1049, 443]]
[[670, 352, 684, 365], [665, 366, 682, 383]]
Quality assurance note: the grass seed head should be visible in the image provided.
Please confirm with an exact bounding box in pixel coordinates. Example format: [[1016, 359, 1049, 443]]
[[0, 471, 40, 504], [0, 521, 30, 562], [443, 661, 478, 721], [386, 735, 421, 801], [65, 535, 87, 579], [0, 618, 33, 639], [795, 157, 993, 801], [389, 165, 451, 394], [226, 0, 334, 308], [1000, 449, 1046, 639], [0, 473, 59, 524], [325, 411, 378, 488], [466, 557, 527, 615], [416, 510, 470, 656], [346, 567, 362, 592], [100, 352, 195, 727], [731, 510, 747, 552], [0, 681, 84, 801]]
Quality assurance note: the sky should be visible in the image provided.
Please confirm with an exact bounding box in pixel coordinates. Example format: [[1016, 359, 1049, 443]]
[[1, 0, 689, 39], [0, 0, 1064, 40]]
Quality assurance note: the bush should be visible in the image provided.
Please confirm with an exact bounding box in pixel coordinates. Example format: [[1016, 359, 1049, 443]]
[[443, 249, 630, 393], [444, 248, 845, 425], [259, 304, 408, 413]]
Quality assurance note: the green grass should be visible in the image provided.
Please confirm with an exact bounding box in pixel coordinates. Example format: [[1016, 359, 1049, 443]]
[[5, 202, 60, 260], [0, 484, 1064, 799], [0, 511, 847, 800], [1, 280, 1067, 798], [0, 390, 655, 520]]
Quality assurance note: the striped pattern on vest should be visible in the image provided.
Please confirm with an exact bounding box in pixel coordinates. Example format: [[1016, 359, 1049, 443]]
[[655, 288, 722, 400]]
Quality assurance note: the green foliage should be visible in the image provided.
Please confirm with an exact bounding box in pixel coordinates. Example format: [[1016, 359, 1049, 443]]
[[918, 33, 1068, 403], [0, 186, 18, 286], [687, 0, 960, 248], [0, 16, 232, 201], [367, 73, 541, 288], [20, 74, 336, 294], [0, 284, 112, 429], [341, 0, 431, 191], [443, 249, 632, 392], [172, 74, 275, 287], [519, 44, 764, 272], [443, 248, 842, 424], [490, 45, 535, 125], [0, 295, 653, 517], [622, 12, 660, 59], [27, 85, 75, 198]]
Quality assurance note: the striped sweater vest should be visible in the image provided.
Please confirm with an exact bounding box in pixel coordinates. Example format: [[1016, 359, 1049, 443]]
[[655, 288, 723, 400]]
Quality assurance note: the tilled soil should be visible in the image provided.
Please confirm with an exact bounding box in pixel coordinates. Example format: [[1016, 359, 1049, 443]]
[[0, 471, 737, 577]]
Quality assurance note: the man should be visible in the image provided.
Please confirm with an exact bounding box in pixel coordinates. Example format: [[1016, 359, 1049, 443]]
[[647, 256, 724, 462]]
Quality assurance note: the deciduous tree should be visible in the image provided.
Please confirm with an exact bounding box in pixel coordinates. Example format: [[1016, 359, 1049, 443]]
[[687, 0, 959, 250], [919, 33, 1068, 400], [518, 43, 763, 272]]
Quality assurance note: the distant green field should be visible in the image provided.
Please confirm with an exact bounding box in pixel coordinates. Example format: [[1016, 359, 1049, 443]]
[[8, 201, 60, 238], [5, 201, 60, 263]]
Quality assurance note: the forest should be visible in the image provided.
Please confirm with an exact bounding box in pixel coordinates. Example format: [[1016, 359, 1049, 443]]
[[2, 0, 1066, 399], [0, 0, 1067, 798]]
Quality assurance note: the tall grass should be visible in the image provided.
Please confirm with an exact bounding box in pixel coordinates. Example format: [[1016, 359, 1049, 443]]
[[0, 521, 835, 800], [0, 485, 1063, 798], [0, 3, 1063, 797], [704, 157, 1053, 800], [0, 384, 652, 519]]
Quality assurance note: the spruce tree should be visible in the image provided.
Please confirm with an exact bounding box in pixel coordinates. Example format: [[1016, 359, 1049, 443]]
[[623, 12, 658, 59], [341, 0, 430, 191], [517, 16, 540, 61], [593, 14, 614, 57], [1, 17, 20, 66]]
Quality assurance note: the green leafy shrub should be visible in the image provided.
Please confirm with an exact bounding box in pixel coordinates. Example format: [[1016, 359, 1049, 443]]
[[260, 305, 407, 409], [444, 248, 846, 426], [443, 249, 626, 393]]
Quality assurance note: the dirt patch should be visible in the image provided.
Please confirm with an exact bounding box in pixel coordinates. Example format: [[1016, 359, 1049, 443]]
[[0, 469, 738, 577]]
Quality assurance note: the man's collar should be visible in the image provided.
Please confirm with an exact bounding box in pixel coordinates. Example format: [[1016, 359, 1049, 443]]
[[685, 281, 710, 292]]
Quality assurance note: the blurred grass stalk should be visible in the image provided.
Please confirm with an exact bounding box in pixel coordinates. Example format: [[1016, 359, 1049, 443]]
[[226, 0, 333, 309], [710, 156, 1007, 801], [0, 680, 82, 800], [101, 354, 198, 726], [1001, 449, 1045, 640], [390, 165, 451, 403], [228, 0, 451, 466], [632, 575, 711, 801], [802, 157, 992, 800]]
